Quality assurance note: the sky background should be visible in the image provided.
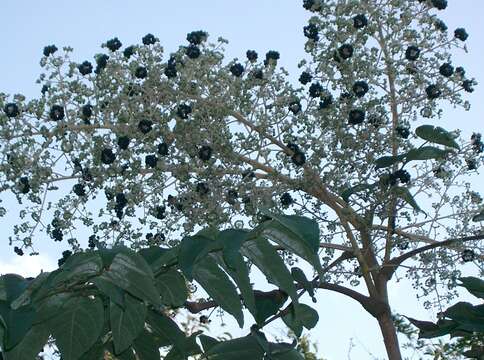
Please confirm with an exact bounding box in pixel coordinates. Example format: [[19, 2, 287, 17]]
[[0, 1, 483, 359]]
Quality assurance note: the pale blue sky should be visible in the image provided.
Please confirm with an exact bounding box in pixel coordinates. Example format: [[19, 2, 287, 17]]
[[0, 1, 483, 359]]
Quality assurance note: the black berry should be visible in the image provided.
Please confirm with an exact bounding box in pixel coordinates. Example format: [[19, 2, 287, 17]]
[[462, 80, 474, 93], [426, 85, 441, 100], [176, 104, 192, 119], [101, 148, 116, 164], [106, 37, 122, 52], [264, 50, 280, 66], [145, 154, 158, 168], [226, 189, 238, 205], [352, 81, 369, 98], [431, 0, 447, 10], [186, 45, 201, 59], [123, 45, 136, 59], [95, 54, 109, 74], [18, 177, 30, 194], [303, 24, 319, 41], [246, 50, 258, 62], [461, 249, 475, 262], [78, 61, 93, 75], [405, 46, 420, 61], [117, 136, 130, 150], [4, 103, 19, 117], [196, 182, 209, 195], [396, 126, 410, 139], [291, 151, 306, 166], [88, 235, 98, 249], [187, 30, 208, 45], [142, 33, 158, 45], [230, 63, 244, 77], [466, 159, 477, 170], [73, 183, 86, 196], [135, 66, 148, 79], [43, 45, 58, 57], [52, 228, 63, 242], [348, 109, 365, 125], [81, 104, 93, 119], [153, 205, 166, 220], [439, 63, 454, 77], [115, 193, 128, 208], [434, 19, 448, 32], [309, 82, 323, 98], [319, 95, 333, 109], [338, 44, 354, 60], [14, 246, 24, 256], [198, 145, 212, 161], [280, 192, 293, 207], [455, 67, 466, 78], [299, 71, 312, 85], [251, 69, 264, 80], [289, 101, 302, 114], [454, 28, 468, 41], [394, 169, 411, 184], [58, 250, 72, 267], [138, 119, 153, 134], [49, 105, 65, 121], [157, 142, 169, 156], [353, 14, 368, 29]]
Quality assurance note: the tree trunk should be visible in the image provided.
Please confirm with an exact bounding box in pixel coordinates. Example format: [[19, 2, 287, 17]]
[[377, 310, 402, 360]]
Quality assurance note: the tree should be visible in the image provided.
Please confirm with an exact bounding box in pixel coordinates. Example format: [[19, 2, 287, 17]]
[[0, 0, 482, 359]]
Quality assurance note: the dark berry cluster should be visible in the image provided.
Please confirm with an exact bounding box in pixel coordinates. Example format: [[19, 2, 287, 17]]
[[319, 95, 333, 109], [454, 28, 468, 41], [302, 0, 321, 12], [18, 177, 30, 194], [49, 105, 65, 121], [309, 82, 323, 98], [352, 80, 369, 98], [196, 182, 210, 195], [405, 46, 420, 61], [115, 192, 128, 219], [41, 84, 49, 95], [158, 142, 169, 156], [353, 14, 368, 29], [462, 80, 474, 93], [142, 33, 158, 45], [348, 109, 365, 125], [466, 159, 477, 171], [153, 205, 166, 220], [434, 19, 448, 32], [138, 119, 153, 134], [81, 104, 93, 122], [198, 145, 213, 161], [439, 63, 454, 77], [393, 169, 411, 184], [337, 44, 354, 60], [251, 69, 264, 80], [78, 61, 93, 75], [88, 234, 98, 249], [123, 45, 136, 59], [230, 63, 245, 77], [58, 250, 73, 267], [455, 66, 466, 78], [264, 50, 280, 67], [425, 84, 441, 100], [226, 189, 238, 205], [431, 0, 447, 10], [186, 45, 201, 59], [299, 71, 312, 85], [165, 57, 178, 78], [51, 218, 63, 242], [117, 135, 130, 150], [289, 101, 301, 114], [145, 154, 158, 168], [303, 24, 319, 41], [461, 249, 475, 262], [106, 37, 122, 52], [73, 183, 86, 196], [14, 246, 24, 256], [286, 142, 306, 167], [396, 126, 410, 139], [471, 133, 483, 153], [95, 54, 109, 74], [242, 170, 255, 180], [187, 30, 208, 45], [135, 66, 148, 79], [101, 148, 116, 164], [280, 192, 293, 207], [246, 50, 258, 62], [43, 45, 58, 57], [176, 104, 192, 119], [4, 103, 19, 117]]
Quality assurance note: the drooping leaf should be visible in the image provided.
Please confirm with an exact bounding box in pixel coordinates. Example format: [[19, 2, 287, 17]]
[[0, 275, 29, 304], [78, 341, 105, 360], [163, 334, 202, 360], [192, 257, 244, 327], [178, 235, 216, 280], [155, 268, 188, 307], [472, 211, 484, 222], [394, 187, 423, 214], [132, 330, 160, 360], [0, 302, 35, 350], [149, 247, 179, 273], [199, 334, 220, 353], [33, 293, 72, 324], [205, 335, 265, 360], [91, 276, 125, 308], [48, 296, 104, 360], [374, 155, 406, 169], [405, 317, 458, 339], [282, 304, 319, 337], [291, 267, 314, 300], [341, 183, 376, 202], [102, 250, 160, 306], [110, 294, 147, 354], [459, 277, 484, 299], [405, 146, 451, 162], [146, 311, 185, 349], [10, 272, 51, 310], [443, 302, 484, 332], [253, 289, 287, 325], [241, 237, 298, 307], [270, 348, 305, 360], [138, 247, 169, 266], [3, 323, 49, 360], [415, 125, 460, 150]]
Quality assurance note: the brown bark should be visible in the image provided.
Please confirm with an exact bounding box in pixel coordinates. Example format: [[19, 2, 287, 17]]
[[377, 310, 403, 360]]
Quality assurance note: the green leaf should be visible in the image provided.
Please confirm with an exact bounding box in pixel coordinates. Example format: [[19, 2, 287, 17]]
[[217, 229, 257, 319], [33, 293, 72, 324], [192, 257, 244, 327], [155, 268, 188, 307], [3, 323, 49, 360], [0, 302, 35, 350], [253, 290, 287, 325], [241, 237, 298, 307], [375, 155, 405, 169], [91, 276, 125, 308], [0, 275, 29, 304], [163, 334, 202, 360], [178, 235, 216, 280], [199, 335, 220, 352], [291, 267, 314, 299], [405, 317, 458, 339], [78, 341, 105, 360], [258, 212, 324, 279], [149, 247, 179, 272], [394, 187, 423, 213], [102, 250, 160, 306], [50, 252, 103, 287], [459, 277, 484, 299], [10, 272, 51, 310], [405, 146, 451, 162], [282, 304, 319, 337], [415, 125, 460, 150], [472, 211, 484, 222], [205, 335, 265, 360], [110, 294, 147, 354], [132, 330, 160, 360], [48, 296, 104, 360], [270, 348, 305, 360], [341, 183, 376, 202], [138, 247, 169, 266], [444, 302, 484, 332], [146, 311, 185, 349]]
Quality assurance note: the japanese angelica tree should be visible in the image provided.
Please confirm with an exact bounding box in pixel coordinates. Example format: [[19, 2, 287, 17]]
[[0, 0, 483, 359]]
